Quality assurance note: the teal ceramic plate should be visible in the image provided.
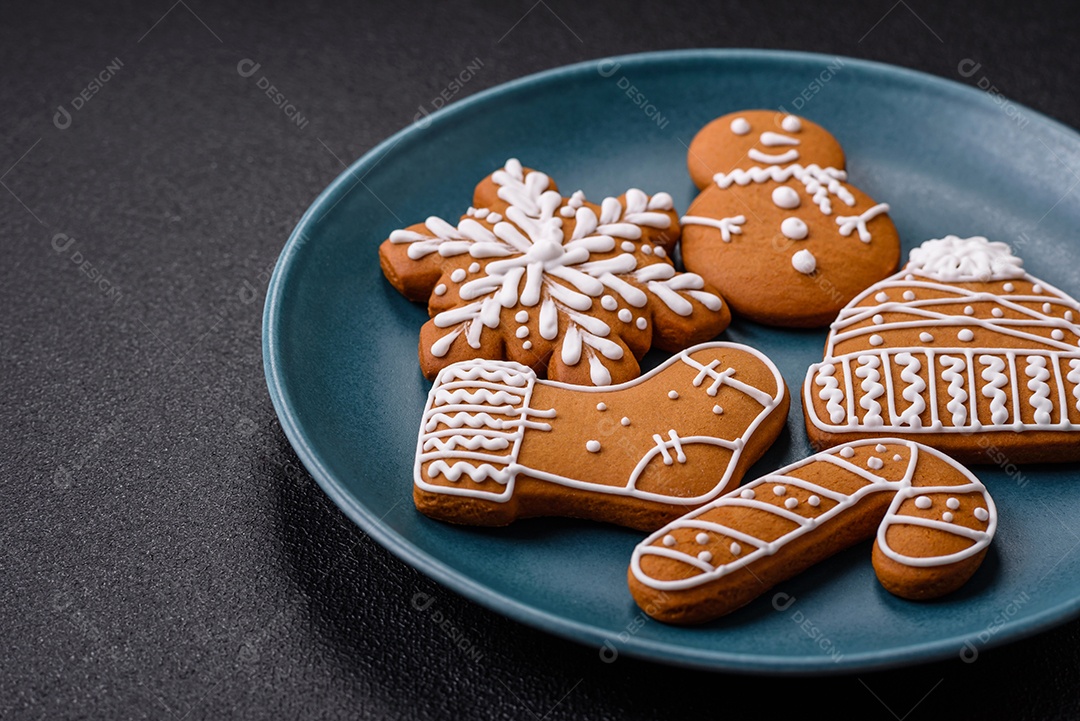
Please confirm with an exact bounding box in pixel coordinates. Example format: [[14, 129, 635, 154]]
[[263, 49, 1080, 674]]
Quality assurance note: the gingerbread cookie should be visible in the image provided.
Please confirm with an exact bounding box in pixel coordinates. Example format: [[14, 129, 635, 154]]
[[804, 235, 1080, 463], [680, 110, 901, 327], [629, 439, 996, 624], [412, 341, 788, 531], [380, 159, 731, 386]]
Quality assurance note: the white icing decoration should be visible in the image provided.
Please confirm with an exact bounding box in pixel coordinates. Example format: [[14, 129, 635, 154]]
[[515, 310, 529, 323], [522, 341, 532, 350], [992, 308, 1004, 318], [663, 534, 676, 547], [1004, 282, 1015, 292], [836, 203, 890, 243], [760, 132, 800, 147], [668, 390, 679, 399], [792, 249, 816, 275], [596, 402, 607, 411], [712, 405, 723, 415], [784, 497, 799, 509], [772, 186, 801, 209], [413, 343, 786, 503], [782, 218, 809, 241], [586, 440, 601, 453], [681, 214, 745, 242], [621, 417, 631, 426], [867, 456, 883, 470], [730, 117, 750, 135], [601, 295, 617, 311], [516, 326, 529, 338], [730, 542, 742, 555], [946, 497, 960, 510], [942, 511, 954, 523], [620, 241, 635, 252], [712, 164, 854, 215], [434, 284, 447, 296], [635, 317, 647, 330], [698, 551, 713, 563], [632, 440, 997, 592], [696, 532, 709, 545], [915, 496, 932, 509], [974, 508, 989, 521], [869, 334, 883, 346], [749, 148, 799, 165], [618, 308, 632, 323], [781, 115, 801, 132], [873, 314, 884, 325], [469, 262, 481, 273], [907, 236, 1025, 282], [807, 495, 820, 507], [839, 446, 855, 458], [803, 235, 1080, 435], [773, 485, 786, 496], [390, 160, 720, 382], [905, 291, 917, 302]]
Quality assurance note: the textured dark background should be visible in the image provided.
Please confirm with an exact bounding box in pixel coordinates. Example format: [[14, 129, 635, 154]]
[[4, 1, 1080, 718]]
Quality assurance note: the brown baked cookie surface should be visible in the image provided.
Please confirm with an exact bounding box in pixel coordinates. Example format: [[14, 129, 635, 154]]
[[629, 439, 996, 624], [804, 235, 1080, 463], [681, 110, 901, 327], [412, 342, 788, 531], [379, 159, 731, 386]]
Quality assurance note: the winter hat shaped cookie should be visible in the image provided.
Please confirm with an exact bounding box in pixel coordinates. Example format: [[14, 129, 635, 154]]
[[412, 341, 788, 531], [804, 236, 1080, 463], [630, 439, 996, 624], [680, 110, 901, 327], [380, 159, 731, 386]]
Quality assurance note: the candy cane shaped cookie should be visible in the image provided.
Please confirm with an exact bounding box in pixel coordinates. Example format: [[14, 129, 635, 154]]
[[629, 439, 996, 624], [413, 342, 789, 530]]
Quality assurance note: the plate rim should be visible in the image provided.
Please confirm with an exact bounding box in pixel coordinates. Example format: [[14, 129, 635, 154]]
[[263, 47, 1080, 675]]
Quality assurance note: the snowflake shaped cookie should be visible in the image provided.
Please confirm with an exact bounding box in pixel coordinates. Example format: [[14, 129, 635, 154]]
[[379, 159, 731, 385]]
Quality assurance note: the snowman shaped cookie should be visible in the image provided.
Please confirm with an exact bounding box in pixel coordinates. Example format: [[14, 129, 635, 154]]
[[681, 110, 901, 327]]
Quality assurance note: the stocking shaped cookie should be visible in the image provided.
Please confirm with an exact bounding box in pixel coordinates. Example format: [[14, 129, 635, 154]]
[[380, 159, 731, 386], [681, 110, 901, 327], [630, 439, 996, 624], [412, 341, 789, 531], [804, 236, 1080, 463]]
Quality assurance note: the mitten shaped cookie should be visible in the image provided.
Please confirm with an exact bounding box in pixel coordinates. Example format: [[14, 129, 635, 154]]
[[804, 236, 1080, 463], [380, 159, 731, 386], [630, 439, 996, 624], [681, 110, 901, 327], [412, 341, 788, 531]]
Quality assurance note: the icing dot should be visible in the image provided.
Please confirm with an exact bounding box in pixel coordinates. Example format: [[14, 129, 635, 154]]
[[903, 291, 916, 301], [473, 207, 488, 218], [642, 245, 653, 255], [516, 326, 529, 338], [740, 488, 756, 499], [875, 444, 888, 452], [621, 417, 631, 426], [621, 241, 635, 252], [596, 402, 607, 411], [450, 269, 466, 283], [730, 117, 751, 135], [515, 310, 529, 323], [487, 213, 502, 223], [1033, 284, 1044, 293], [808, 495, 821, 507], [1053, 329, 1065, 340], [696, 533, 709, 545], [1067, 311, 1074, 322], [586, 440, 601, 453], [782, 218, 809, 241], [872, 314, 884, 325], [840, 447, 855, 458], [663, 534, 676, 547], [946, 497, 960, 510], [905, 274, 915, 281], [867, 456, 883, 470], [791, 248, 816, 274], [958, 329, 974, 342], [468, 262, 480, 273], [773, 485, 786, 497], [920, 332, 934, 343], [772, 186, 801, 209], [618, 308, 632, 323], [1043, 302, 1053, 313], [433, 284, 447, 296], [964, 305, 975, 315], [730, 542, 742, 556], [600, 295, 617, 311], [668, 391, 679, 399], [869, 334, 884, 346], [635, 317, 647, 330], [942, 511, 954, 523], [975, 507, 989, 522], [560, 206, 575, 218], [655, 246, 668, 258], [992, 308, 1004, 318], [915, 496, 932, 509], [781, 115, 802, 132], [522, 341, 532, 350], [875, 292, 889, 302], [698, 551, 713, 563], [893, 454, 902, 462], [1003, 282, 1015, 292], [784, 497, 799, 509], [712, 405, 723, 415]]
